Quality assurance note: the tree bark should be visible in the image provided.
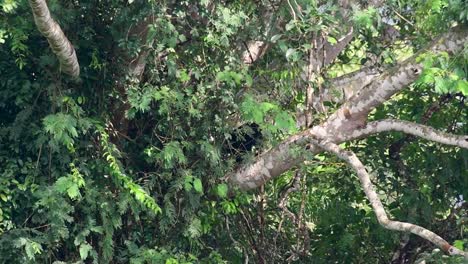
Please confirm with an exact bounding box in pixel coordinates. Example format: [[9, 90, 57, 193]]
[[228, 26, 468, 190], [29, 0, 80, 77]]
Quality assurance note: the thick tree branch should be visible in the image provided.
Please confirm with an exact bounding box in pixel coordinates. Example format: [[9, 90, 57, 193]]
[[323, 66, 382, 103], [124, 16, 157, 80], [310, 139, 467, 257], [341, 119, 468, 149], [242, 40, 270, 65], [323, 26, 468, 134], [321, 26, 355, 67], [300, 1, 386, 117], [29, 0, 80, 77], [112, 16, 156, 135], [229, 26, 468, 190]]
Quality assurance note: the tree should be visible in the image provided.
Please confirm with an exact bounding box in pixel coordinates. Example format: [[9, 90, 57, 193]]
[[0, 0, 467, 263]]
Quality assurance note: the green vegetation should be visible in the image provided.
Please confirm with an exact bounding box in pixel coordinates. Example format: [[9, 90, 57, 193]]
[[0, 0, 467, 263]]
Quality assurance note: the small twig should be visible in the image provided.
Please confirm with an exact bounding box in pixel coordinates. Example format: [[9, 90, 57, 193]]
[[273, 211, 286, 248], [278, 171, 302, 224], [35, 144, 43, 169], [293, 0, 303, 18], [225, 216, 247, 256], [392, 8, 414, 26], [48, 146, 52, 181], [287, 0, 297, 21]]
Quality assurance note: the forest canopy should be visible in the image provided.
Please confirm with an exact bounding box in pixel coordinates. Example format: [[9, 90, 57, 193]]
[[0, 0, 467, 263]]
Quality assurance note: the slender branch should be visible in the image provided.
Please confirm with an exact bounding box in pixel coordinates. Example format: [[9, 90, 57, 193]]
[[343, 119, 468, 149], [287, 0, 297, 21], [392, 8, 414, 26], [29, 0, 80, 77], [278, 171, 302, 224], [310, 139, 467, 256]]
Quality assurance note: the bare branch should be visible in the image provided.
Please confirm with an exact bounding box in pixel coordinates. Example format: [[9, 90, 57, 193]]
[[278, 171, 302, 224], [29, 0, 80, 77], [301, 0, 386, 116], [323, 66, 382, 103], [310, 139, 467, 257], [228, 115, 468, 190], [321, 27, 354, 66], [323, 26, 468, 134], [241, 3, 281, 65], [242, 41, 270, 65], [342, 119, 468, 149]]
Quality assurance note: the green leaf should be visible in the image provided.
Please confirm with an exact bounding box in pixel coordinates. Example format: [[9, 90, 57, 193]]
[[24, 240, 42, 260], [184, 175, 193, 192], [285, 20, 295, 31], [270, 34, 282, 43], [193, 178, 203, 193], [327, 36, 337, 45], [455, 80, 468, 95], [434, 76, 451, 93], [166, 258, 179, 264], [67, 184, 80, 200], [79, 243, 92, 260], [216, 184, 228, 198], [428, 0, 443, 12], [274, 111, 296, 133], [43, 113, 79, 146], [55, 177, 72, 193], [186, 218, 202, 238], [0, 29, 6, 44], [285, 48, 296, 60], [177, 69, 190, 83], [353, 7, 377, 29], [453, 240, 464, 250], [134, 190, 145, 202]]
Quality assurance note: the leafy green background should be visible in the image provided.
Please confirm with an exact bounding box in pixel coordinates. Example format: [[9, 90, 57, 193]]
[[0, 0, 466, 263]]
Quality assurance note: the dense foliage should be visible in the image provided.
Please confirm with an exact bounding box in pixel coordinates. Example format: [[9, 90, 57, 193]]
[[0, 0, 467, 263]]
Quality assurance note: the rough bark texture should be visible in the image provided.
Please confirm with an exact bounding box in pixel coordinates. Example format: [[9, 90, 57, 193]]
[[312, 139, 467, 257], [29, 0, 80, 77], [323, 66, 382, 103], [229, 26, 468, 190], [228, 25, 468, 257], [242, 40, 270, 65]]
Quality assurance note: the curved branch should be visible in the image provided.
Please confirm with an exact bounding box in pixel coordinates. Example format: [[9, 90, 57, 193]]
[[29, 0, 79, 77], [311, 139, 467, 257], [343, 119, 468, 149]]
